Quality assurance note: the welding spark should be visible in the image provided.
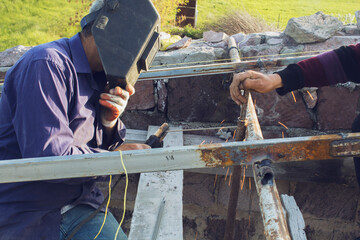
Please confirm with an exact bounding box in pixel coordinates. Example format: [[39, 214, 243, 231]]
[[240, 167, 246, 190], [307, 90, 314, 100], [217, 127, 225, 133], [291, 91, 297, 103], [200, 140, 206, 145], [278, 121, 288, 130], [282, 131, 284, 138], [225, 167, 230, 181], [214, 174, 218, 188], [249, 178, 251, 190], [228, 173, 232, 186], [233, 129, 237, 139]]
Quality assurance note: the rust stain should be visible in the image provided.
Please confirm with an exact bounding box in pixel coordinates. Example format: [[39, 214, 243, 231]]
[[197, 143, 236, 167]]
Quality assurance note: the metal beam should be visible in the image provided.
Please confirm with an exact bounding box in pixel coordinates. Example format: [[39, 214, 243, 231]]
[[0, 133, 359, 184], [138, 55, 315, 81], [244, 92, 291, 239]]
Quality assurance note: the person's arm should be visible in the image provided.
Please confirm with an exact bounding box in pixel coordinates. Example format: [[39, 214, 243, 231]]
[[277, 43, 360, 95], [230, 44, 360, 104]]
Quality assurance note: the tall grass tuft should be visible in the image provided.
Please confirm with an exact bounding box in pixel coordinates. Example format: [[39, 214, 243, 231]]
[[204, 10, 279, 35]]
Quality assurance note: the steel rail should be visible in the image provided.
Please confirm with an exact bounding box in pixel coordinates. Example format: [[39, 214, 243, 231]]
[[138, 54, 315, 81], [0, 133, 359, 184]]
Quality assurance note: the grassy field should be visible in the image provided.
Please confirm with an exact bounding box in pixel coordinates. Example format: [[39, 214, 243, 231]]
[[197, 0, 359, 29], [0, 0, 359, 51], [0, 0, 92, 51]]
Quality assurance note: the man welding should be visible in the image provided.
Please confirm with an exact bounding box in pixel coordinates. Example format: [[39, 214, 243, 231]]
[[0, 0, 160, 239]]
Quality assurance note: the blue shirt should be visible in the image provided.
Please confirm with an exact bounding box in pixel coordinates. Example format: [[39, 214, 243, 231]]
[[0, 33, 126, 240]]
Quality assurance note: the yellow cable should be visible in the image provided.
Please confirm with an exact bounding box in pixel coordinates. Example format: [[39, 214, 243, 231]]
[[93, 175, 112, 239], [114, 150, 128, 240]]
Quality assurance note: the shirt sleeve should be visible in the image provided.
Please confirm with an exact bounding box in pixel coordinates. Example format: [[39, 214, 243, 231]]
[[275, 43, 360, 96], [12, 59, 114, 158]]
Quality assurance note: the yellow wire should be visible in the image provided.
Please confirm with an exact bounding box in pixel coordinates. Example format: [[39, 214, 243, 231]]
[[93, 175, 112, 239], [114, 150, 128, 240]]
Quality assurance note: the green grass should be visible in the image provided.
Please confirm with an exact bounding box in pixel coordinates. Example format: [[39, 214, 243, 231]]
[[196, 0, 359, 29], [0, 0, 359, 51], [0, 0, 92, 51]]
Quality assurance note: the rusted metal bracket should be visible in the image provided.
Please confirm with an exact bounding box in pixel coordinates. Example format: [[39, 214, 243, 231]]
[[253, 159, 291, 240]]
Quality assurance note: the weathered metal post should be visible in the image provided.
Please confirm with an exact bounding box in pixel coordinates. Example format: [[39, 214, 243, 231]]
[[245, 89, 291, 239], [224, 36, 247, 240]]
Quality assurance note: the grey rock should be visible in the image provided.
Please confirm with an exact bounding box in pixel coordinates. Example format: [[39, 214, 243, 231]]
[[203, 31, 228, 43], [267, 38, 283, 45], [284, 12, 343, 44], [231, 33, 246, 47], [356, 11, 360, 29], [0, 45, 31, 67], [304, 36, 360, 52], [242, 33, 263, 46], [280, 45, 305, 55], [240, 44, 282, 58], [166, 36, 192, 51], [152, 47, 227, 68], [343, 25, 360, 35]]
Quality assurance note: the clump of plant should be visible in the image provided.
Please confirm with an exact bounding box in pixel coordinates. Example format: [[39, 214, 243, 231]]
[[204, 10, 279, 35], [166, 24, 203, 39]]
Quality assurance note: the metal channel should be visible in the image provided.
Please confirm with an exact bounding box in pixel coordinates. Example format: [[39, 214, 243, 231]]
[[0, 133, 359, 184], [138, 55, 314, 81]]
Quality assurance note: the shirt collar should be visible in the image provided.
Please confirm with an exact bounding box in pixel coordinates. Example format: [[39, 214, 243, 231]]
[[69, 33, 92, 74]]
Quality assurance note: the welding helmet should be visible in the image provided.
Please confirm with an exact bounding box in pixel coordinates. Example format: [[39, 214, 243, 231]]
[[80, 0, 160, 89]]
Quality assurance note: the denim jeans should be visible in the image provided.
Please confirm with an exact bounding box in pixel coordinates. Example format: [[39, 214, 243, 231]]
[[59, 204, 127, 240]]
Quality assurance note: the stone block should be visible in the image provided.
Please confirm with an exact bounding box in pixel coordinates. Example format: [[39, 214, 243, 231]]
[[294, 182, 358, 221], [0, 45, 31, 67], [240, 44, 282, 58], [316, 86, 360, 130], [304, 36, 360, 52], [166, 36, 192, 51], [183, 172, 217, 207], [167, 74, 239, 122], [252, 90, 314, 129], [121, 110, 166, 130], [343, 25, 360, 35], [284, 12, 343, 44], [203, 31, 228, 43], [126, 81, 155, 110]]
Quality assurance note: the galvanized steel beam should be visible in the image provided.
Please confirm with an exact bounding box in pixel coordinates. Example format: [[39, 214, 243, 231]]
[[137, 55, 315, 81]]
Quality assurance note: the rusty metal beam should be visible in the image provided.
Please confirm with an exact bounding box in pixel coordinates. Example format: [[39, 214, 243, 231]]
[[0, 133, 359, 184], [224, 36, 245, 240], [244, 94, 291, 239]]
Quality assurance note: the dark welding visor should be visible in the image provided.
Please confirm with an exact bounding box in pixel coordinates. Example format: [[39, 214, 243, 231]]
[[81, 0, 160, 89]]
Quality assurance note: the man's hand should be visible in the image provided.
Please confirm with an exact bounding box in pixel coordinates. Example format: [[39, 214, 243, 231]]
[[99, 84, 135, 128], [114, 143, 151, 151], [230, 70, 283, 105]]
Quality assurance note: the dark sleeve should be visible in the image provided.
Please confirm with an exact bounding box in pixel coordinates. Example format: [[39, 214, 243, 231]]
[[275, 43, 360, 96]]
